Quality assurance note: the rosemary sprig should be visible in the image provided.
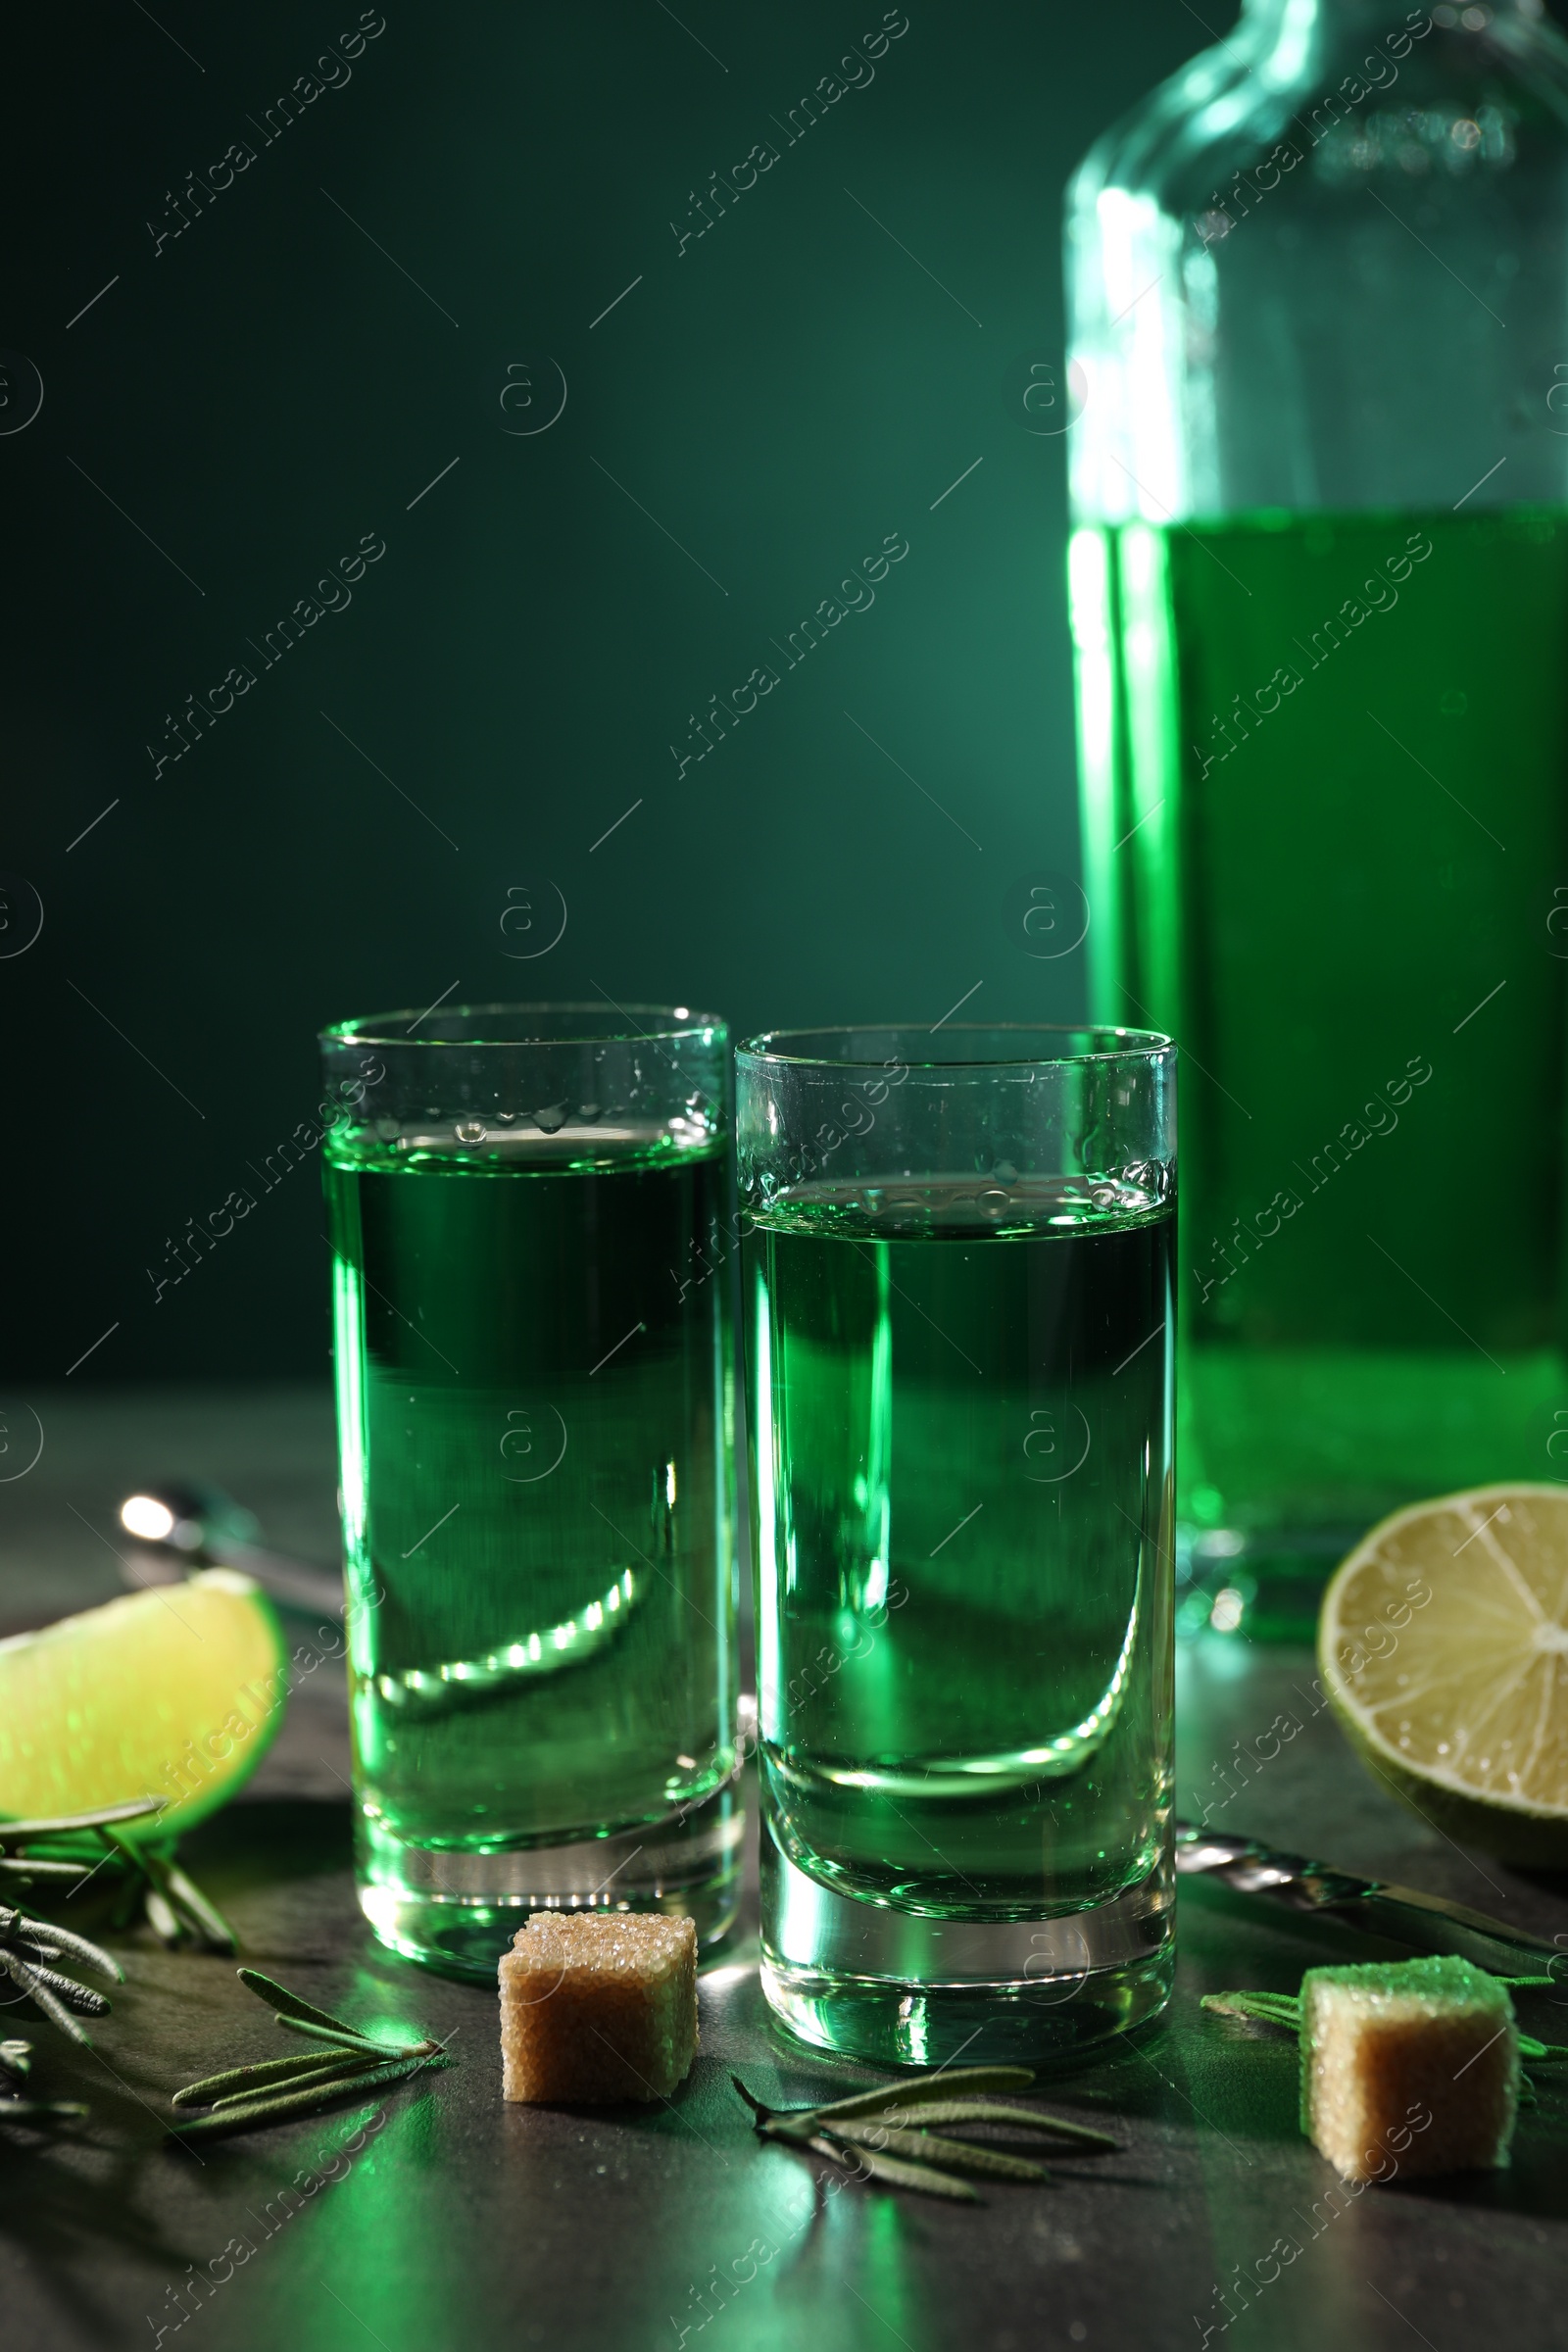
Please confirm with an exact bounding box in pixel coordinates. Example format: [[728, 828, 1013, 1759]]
[[169, 1967, 451, 2141], [174, 2052, 444, 2140], [731, 2065, 1119, 2200], [0, 1906, 122, 2046], [103, 1831, 238, 1952], [0, 1797, 235, 1952]]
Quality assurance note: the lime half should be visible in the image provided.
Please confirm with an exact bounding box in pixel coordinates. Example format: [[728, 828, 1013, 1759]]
[[1319, 1484, 1568, 1865]]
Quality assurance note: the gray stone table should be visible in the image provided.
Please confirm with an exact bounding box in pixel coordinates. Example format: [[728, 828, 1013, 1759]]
[[0, 1388, 1564, 2352]]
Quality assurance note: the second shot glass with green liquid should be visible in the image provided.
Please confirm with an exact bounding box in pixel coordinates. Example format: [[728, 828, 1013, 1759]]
[[738, 1024, 1176, 2065]]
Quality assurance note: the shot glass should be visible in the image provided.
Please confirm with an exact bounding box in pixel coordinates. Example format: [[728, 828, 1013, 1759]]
[[737, 1024, 1176, 2064], [319, 1004, 740, 1978]]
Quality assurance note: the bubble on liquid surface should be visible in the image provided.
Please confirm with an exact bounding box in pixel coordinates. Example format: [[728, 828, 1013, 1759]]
[[455, 1119, 486, 1144], [375, 1117, 401, 1141], [534, 1102, 567, 1134]]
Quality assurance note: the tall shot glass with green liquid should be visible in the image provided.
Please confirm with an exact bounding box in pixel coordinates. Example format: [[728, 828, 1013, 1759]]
[[319, 1005, 739, 1977], [739, 1026, 1176, 2064]]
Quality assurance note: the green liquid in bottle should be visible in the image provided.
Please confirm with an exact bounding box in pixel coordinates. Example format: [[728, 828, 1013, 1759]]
[[324, 1127, 738, 1970], [1073, 506, 1568, 1627]]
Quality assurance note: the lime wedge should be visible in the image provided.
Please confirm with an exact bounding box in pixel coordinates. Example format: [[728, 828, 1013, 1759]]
[[1319, 1484, 1568, 1864], [0, 1571, 288, 1840]]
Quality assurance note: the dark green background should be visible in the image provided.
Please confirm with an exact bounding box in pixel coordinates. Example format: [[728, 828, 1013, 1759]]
[[10, 0, 1516, 1381]]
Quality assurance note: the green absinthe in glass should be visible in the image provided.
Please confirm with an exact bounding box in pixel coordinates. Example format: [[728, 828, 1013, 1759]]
[[747, 1177, 1174, 1921], [1074, 507, 1568, 1600], [326, 1121, 737, 1973]]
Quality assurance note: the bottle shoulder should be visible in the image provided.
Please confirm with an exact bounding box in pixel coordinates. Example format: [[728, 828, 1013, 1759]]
[[1069, 27, 1272, 218], [1069, 12, 1568, 224], [1062, 13, 1568, 524]]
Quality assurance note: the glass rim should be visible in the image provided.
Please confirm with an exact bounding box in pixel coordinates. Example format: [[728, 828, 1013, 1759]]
[[319, 1002, 727, 1050], [735, 1021, 1175, 1071]]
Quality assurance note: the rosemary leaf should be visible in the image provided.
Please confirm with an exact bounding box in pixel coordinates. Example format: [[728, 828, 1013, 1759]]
[[806, 2132, 980, 2202], [820, 2121, 1050, 2181], [0, 2097, 89, 2123], [0, 1859, 87, 1882], [171, 2051, 448, 2141], [2, 1955, 95, 2045], [144, 1887, 182, 1945], [206, 2052, 397, 2112], [155, 1855, 237, 1952], [10, 1913, 123, 1984], [237, 1967, 378, 2041], [1519, 2034, 1568, 2061], [0, 1797, 163, 1839], [5, 1957, 110, 2015], [803, 2066, 1036, 2122], [172, 2050, 377, 2108], [274, 2014, 406, 2058], [0, 2038, 32, 2078], [852, 2099, 1118, 2148]]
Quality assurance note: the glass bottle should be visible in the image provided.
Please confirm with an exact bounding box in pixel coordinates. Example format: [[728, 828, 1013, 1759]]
[[1066, 0, 1568, 1636]]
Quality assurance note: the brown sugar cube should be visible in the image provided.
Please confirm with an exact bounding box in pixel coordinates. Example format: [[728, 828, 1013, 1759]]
[[498, 1911, 698, 2103], [1299, 1955, 1518, 2181]]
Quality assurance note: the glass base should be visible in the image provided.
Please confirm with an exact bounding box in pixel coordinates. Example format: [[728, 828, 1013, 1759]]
[[357, 1777, 744, 1981], [759, 1826, 1174, 2067]]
